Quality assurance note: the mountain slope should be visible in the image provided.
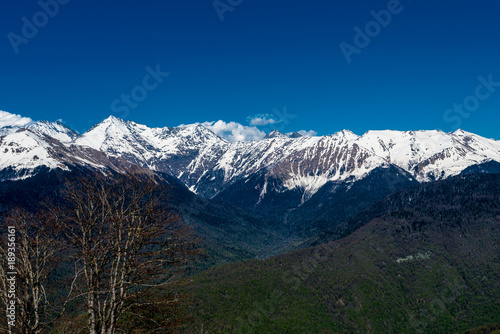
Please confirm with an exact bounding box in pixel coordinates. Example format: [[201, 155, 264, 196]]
[[205, 130, 387, 202], [184, 173, 500, 333], [284, 164, 419, 248], [357, 129, 500, 182], [0, 168, 285, 268], [0, 127, 142, 180], [27, 120, 80, 142]]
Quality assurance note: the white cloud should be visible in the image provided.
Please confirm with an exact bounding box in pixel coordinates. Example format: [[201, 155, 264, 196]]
[[198, 120, 318, 142], [247, 114, 280, 126], [0, 110, 32, 128], [202, 120, 266, 142], [297, 130, 318, 137]]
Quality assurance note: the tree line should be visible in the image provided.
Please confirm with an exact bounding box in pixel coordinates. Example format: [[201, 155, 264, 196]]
[[0, 172, 199, 333]]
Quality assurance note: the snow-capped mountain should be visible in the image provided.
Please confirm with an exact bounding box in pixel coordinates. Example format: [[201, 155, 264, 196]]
[[356, 129, 500, 182], [0, 125, 138, 180], [1, 116, 500, 207], [27, 120, 80, 142], [0, 120, 79, 141], [74, 116, 229, 187], [193, 129, 389, 200]]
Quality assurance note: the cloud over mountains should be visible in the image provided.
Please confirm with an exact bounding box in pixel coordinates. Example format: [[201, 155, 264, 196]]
[[200, 120, 317, 142], [201, 120, 266, 142], [0, 110, 32, 127]]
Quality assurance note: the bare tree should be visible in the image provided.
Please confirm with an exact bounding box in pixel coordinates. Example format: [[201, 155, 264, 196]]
[[51, 172, 198, 334], [0, 209, 78, 334]]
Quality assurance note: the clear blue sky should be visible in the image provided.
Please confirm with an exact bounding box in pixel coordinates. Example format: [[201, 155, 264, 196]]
[[0, 0, 499, 139]]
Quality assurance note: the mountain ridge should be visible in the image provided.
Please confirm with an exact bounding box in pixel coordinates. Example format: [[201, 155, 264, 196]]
[[1, 116, 500, 209]]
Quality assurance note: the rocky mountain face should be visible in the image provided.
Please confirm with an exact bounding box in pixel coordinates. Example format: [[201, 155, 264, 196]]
[[1, 116, 500, 213]]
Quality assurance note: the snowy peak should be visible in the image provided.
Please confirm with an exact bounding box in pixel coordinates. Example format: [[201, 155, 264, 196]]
[[0, 127, 144, 181], [75, 117, 229, 183], [0, 126, 19, 137], [173, 123, 228, 147], [264, 130, 309, 139], [27, 120, 80, 142], [76, 116, 135, 151], [77, 118, 226, 155], [0, 129, 65, 174], [0, 119, 79, 143], [287, 132, 303, 138], [331, 129, 359, 141], [264, 130, 288, 139], [452, 129, 472, 136], [355, 129, 500, 181]]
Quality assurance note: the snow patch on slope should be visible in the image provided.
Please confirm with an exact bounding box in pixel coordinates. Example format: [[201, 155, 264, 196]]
[[0, 129, 68, 179]]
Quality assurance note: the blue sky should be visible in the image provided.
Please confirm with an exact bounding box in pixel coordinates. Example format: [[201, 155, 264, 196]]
[[0, 0, 499, 140]]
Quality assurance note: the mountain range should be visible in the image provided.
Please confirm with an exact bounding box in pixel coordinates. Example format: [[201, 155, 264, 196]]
[[2, 116, 500, 205]]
